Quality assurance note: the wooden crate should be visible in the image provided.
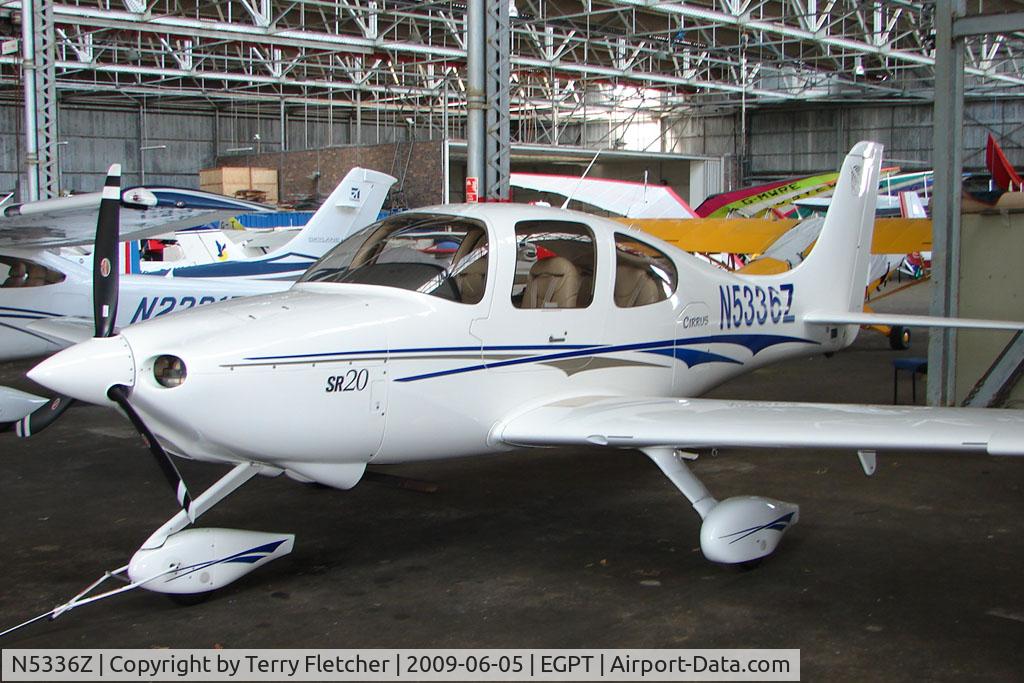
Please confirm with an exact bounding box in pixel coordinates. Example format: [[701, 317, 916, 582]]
[[199, 167, 278, 204]]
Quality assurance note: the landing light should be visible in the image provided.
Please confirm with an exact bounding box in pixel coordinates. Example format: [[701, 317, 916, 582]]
[[154, 355, 187, 388]]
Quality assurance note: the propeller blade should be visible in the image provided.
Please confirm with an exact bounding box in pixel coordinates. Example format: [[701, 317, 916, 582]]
[[15, 395, 75, 438], [93, 164, 122, 338], [107, 384, 193, 517]]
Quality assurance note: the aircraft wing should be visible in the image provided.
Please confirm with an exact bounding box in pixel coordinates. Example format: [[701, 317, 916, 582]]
[[497, 396, 1024, 457], [623, 218, 797, 253], [804, 311, 1024, 331], [510, 173, 697, 218], [623, 217, 931, 258], [0, 187, 274, 249], [0, 386, 48, 423]]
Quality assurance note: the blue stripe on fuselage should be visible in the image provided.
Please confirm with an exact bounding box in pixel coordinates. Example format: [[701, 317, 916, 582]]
[[230, 333, 817, 382], [160, 252, 318, 278], [392, 334, 817, 382]]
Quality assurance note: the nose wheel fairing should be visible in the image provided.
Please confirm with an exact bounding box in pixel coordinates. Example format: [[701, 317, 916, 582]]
[[128, 528, 294, 595]]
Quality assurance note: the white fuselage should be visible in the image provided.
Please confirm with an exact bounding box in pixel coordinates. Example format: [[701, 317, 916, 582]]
[[0, 249, 285, 360], [75, 204, 846, 488]]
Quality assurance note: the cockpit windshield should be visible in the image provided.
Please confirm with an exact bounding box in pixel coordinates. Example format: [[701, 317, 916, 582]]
[[299, 213, 490, 304]]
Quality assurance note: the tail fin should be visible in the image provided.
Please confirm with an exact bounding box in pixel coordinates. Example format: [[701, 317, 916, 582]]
[[287, 167, 397, 255], [789, 141, 883, 315]]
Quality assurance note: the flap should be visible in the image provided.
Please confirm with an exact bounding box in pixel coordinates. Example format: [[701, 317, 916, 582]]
[[497, 395, 1024, 456]]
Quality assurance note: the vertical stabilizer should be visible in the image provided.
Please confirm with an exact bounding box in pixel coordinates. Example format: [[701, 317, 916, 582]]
[[790, 141, 883, 315], [286, 168, 397, 256]]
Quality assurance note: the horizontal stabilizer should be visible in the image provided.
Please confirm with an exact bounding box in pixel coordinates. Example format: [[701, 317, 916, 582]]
[[497, 396, 1024, 457], [805, 311, 1024, 332], [27, 317, 96, 344], [0, 386, 48, 423]]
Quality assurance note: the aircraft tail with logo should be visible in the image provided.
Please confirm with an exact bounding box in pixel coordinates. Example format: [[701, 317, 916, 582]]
[[784, 141, 1024, 343], [285, 167, 397, 257], [154, 167, 396, 280]]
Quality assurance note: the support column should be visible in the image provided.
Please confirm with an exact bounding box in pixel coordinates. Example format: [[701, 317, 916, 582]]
[[928, 0, 966, 406], [466, 0, 486, 199], [484, 0, 511, 200], [21, 0, 59, 200]]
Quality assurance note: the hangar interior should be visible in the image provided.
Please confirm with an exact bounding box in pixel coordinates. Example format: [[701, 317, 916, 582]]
[[2, 0, 1021, 407], [1, 0, 1024, 675]]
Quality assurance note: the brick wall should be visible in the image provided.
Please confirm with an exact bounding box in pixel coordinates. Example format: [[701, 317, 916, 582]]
[[216, 140, 444, 209]]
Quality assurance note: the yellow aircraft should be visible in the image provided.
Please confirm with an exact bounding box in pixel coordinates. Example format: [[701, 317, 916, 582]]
[[620, 216, 932, 349]]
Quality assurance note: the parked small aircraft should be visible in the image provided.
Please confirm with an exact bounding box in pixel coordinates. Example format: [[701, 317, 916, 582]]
[[127, 168, 395, 280], [0, 168, 394, 363], [7, 142, 1024, 629]]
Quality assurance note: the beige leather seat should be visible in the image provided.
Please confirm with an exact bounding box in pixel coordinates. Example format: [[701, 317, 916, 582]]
[[25, 264, 48, 287], [3, 262, 27, 288], [521, 256, 580, 309], [614, 264, 663, 307], [455, 257, 488, 304], [576, 274, 593, 307]]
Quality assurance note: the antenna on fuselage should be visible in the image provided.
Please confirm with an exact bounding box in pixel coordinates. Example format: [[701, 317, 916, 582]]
[[560, 149, 602, 210]]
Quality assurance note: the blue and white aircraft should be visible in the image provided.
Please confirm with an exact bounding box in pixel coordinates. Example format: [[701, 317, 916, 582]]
[[0, 167, 395, 363], [7, 142, 1024, 626]]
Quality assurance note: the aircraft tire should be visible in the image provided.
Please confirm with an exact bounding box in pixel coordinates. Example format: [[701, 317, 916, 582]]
[[889, 326, 911, 350], [167, 591, 214, 607]]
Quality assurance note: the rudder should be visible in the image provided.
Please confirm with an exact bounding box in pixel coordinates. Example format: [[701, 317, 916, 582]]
[[287, 167, 397, 256], [789, 141, 883, 316]]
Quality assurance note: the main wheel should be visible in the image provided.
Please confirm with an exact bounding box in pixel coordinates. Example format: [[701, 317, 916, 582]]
[[889, 325, 911, 350]]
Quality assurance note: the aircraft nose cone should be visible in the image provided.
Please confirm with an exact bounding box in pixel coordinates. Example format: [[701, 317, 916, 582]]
[[28, 335, 136, 405]]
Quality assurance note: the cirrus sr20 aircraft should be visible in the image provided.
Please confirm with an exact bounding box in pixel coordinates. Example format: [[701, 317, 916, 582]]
[[5, 141, 1024, 632]]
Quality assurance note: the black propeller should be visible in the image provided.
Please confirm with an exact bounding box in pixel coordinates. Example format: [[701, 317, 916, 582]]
[[18, 163, 195, 516], [93, 165, 122, 338], [16, 164, 123, 438], [15, 396, 73, 438]]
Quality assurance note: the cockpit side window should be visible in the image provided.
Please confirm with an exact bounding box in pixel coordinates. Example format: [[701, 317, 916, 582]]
[[612, 233, 677, 307], [300, 214, 489, 304], [1, 257, 65, 288], [511, 220, 596, 309]]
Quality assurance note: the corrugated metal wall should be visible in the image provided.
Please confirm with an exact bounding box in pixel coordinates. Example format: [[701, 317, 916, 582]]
[[0, 105, 21, 196], [3, 99, 1024, 198], [666, 100, 1024, 184], [0, 103, 410, 199]]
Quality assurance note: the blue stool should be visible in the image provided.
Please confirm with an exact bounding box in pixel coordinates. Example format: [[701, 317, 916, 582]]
[[892, 357, 927, 404]]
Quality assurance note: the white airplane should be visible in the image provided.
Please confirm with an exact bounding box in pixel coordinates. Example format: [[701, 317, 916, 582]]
[[8, 142, 1024, 627], [0, 167, 395, 363], [124, 168, 396, 280]]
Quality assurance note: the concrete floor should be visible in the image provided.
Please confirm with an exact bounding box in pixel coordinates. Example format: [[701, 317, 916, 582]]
[[0, 283, 1022, 681]]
